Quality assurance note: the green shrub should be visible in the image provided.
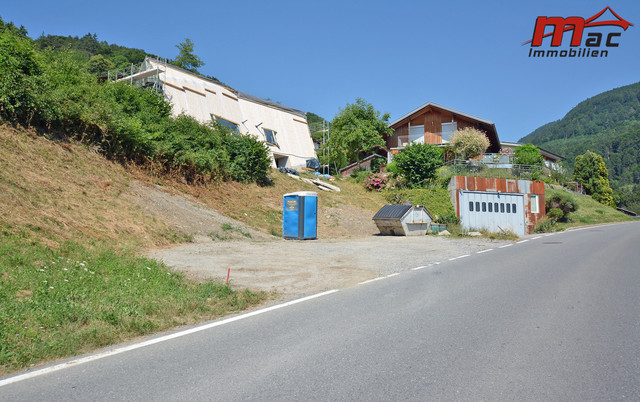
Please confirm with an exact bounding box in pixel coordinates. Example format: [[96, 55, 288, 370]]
[[393, 143, 443, 188], [547, 208, 564, 222], [0, 27, 272, 185], [545, 191, 578, 222], [385, 187, 454, 220], [385, 161, 399, 176], [534, 217, 557, 233]]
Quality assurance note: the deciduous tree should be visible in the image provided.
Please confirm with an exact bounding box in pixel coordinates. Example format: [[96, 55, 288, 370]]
[[513, 143, 544, 166], [322, 98, 391, 172], [573, 151, 615, 207]]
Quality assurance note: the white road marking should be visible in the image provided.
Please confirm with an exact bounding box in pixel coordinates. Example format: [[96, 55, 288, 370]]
[[359, 277, 385, 285], [0, 289, 339, 387], [449, 254, 470, 261], [499, 244, 513, 248], [477, 249, 494, 254], [516, 240, 529, 244], [411, 265, 429, 271], [531, 236, 542, 240], [385, 273, 400, 278]]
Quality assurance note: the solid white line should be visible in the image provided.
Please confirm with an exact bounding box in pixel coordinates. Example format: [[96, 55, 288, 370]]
[[411, 265, 428, 271], [531, 236, 542, 240], [385, 273, 400, 278], [516, 240, 529, 244], [359, 277, 385, 285], [0, 289, 339, 388], [544, 233, 555, 237], [477, 248, 494, 254], [499, 244, 513, 248]]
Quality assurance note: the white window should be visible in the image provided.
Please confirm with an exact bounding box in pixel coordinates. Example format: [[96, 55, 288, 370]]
[[531, 195, 539, 213]]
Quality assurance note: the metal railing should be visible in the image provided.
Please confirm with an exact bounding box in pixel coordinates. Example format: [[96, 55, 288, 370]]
[[440, 159, 544, 180]]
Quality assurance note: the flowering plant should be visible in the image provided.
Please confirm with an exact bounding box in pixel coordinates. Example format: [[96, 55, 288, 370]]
[[363, 172, 388, 191]]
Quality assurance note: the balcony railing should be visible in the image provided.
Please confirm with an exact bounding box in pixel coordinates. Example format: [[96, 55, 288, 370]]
[[440, 159, 543, 180]]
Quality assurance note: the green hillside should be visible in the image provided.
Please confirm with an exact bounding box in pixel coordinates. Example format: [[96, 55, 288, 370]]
[[520, 81, 640, 212]]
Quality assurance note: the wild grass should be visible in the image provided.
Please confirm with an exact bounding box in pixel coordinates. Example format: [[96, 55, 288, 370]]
[[0, 230, 269, 375], [542, 188, 634, 231]]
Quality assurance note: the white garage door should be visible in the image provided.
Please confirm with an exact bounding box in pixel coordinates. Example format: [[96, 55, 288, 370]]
[[460, 191, 525, 236]]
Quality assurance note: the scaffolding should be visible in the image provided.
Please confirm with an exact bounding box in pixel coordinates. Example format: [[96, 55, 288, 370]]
[[106, 58, 168, 94]]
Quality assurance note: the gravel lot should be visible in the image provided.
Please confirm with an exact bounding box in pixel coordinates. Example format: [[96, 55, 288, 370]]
[[131, 181, 513, 300], [149, 235, 512, 300]]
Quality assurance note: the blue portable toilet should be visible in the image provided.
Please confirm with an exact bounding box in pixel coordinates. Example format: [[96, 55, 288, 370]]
[[283, 191, 318, 239]]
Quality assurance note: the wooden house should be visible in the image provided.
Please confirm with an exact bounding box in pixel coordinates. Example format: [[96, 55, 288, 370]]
[[385, 102, 501, 161]]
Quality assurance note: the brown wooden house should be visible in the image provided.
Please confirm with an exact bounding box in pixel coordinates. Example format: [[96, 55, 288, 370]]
[[386, 102, 501, 160]]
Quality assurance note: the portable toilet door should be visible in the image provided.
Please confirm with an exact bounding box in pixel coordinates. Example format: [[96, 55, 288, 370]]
[[283, 191, 318, 239]]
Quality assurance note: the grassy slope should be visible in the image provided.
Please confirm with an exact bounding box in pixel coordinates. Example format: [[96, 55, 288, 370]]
[[0, 126, 268, 374], [545, 187, 635, 231], [141, 170, 388, 238]]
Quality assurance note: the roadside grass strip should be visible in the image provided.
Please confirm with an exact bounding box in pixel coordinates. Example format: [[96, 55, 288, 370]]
[[0, 289, 339, 387]]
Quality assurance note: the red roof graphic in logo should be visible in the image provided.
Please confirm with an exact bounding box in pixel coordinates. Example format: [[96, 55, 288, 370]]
[[523, 6, 633, 46]]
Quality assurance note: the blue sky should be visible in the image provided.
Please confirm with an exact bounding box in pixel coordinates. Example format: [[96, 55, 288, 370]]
[[2, 0, 639, 142]]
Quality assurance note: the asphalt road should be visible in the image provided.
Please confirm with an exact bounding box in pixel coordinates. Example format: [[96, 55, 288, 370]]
[[2, 222, 639, 400]]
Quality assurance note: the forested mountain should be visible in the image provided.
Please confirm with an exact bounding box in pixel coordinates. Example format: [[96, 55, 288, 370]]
[[520, 81, 640, 212]]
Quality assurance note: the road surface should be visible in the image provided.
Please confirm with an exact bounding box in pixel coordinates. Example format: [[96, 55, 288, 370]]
[[1, 223, 639, 400]]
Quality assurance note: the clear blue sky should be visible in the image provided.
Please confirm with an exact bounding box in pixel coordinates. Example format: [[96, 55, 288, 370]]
[[3, 0, 639, 142]]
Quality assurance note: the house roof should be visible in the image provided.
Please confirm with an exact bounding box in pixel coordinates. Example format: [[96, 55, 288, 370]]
[[388, 102, 500, 153], [144, 58, 307, 119], [237, 91, 306, 118], [389, 102, 495, 127], [339, 154, 385, 172], [500, 141, 565, 162]]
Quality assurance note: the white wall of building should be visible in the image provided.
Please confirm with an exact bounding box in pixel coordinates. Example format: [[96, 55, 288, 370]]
[[142, 59, 315, 168]]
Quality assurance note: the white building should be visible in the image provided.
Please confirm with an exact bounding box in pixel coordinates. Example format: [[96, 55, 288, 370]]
[[120, 58, 317, 169]]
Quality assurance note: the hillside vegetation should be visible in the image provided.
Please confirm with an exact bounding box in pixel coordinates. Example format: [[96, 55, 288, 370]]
[[519, 81, 640, 212]]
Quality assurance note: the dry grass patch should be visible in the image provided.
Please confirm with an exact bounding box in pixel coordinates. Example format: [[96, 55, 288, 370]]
[[0, 125, 177, 249]]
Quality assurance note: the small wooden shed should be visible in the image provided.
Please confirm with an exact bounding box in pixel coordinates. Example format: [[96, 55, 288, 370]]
[[372, 205, 433, 236]]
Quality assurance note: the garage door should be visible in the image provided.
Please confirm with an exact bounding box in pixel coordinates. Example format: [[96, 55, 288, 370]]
[[459, 191, 525, 236]]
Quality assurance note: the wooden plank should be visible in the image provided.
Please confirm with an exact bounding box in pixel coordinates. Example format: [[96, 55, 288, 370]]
[[183, 86, 206, 96], [222, 92, 238, 101]]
